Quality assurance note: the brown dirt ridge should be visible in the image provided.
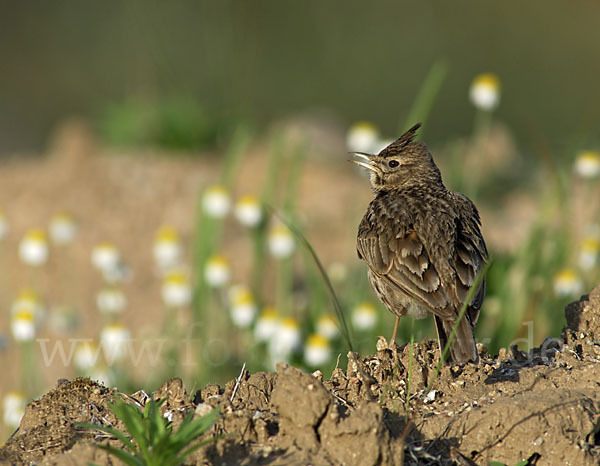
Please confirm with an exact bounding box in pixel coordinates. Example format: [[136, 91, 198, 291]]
[[2, 285, 600, 465]]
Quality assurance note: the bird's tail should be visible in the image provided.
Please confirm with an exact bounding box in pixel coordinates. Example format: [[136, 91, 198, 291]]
[[434, 314, 478, 364]]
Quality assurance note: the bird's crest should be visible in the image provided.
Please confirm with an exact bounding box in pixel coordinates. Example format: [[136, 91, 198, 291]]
[[379, 123, 422, 157]]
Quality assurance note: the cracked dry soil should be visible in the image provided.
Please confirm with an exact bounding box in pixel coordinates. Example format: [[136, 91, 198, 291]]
[[2, 286, 600, 465]]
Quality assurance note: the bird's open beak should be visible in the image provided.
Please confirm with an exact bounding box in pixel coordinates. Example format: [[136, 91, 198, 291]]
[[350, 152, 382, 174]]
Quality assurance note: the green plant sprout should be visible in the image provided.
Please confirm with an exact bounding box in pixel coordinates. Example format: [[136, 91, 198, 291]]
[[78, 396, 218, 466]]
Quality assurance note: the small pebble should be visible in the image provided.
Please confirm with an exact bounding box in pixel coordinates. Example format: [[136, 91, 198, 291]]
[[423, 390, 438, 403], [195, 403, 213, 417]]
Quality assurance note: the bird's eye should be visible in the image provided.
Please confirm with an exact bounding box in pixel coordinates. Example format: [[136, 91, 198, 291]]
[[388, 160, 399, 168]]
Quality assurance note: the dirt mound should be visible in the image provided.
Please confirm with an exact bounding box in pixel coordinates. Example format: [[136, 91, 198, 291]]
[[2, 287, 600, 465]]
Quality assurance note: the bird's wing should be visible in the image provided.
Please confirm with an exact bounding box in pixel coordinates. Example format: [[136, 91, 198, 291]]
[[357, 199, 455, 320], [452, 197, 488, 325]]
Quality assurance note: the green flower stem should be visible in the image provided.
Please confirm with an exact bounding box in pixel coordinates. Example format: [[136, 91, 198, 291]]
[[270, 209, 354, 352], [220, 126, 252, 188], [0, 246, 6, 313], [283, 140, 307, 212], [250, 222, 267, 306], [249, 135, 286, 303], [21, 340, 37, 397], [275, 255, 294, 317], [401, 59, 448, 136], [260, 134, 285, 204], [465, 108, 493, 199], [193, 128, 250, 321], [275, 139, 307, 318], [301, 247, 327, 326]]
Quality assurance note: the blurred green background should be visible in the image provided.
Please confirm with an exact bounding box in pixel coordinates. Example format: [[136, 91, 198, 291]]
[[1, 0, 599, 154]]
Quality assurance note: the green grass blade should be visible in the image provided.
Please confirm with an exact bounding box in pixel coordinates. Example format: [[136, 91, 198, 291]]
[[268, 207, 355, 351], [283, 139, 307, 212], [76, 422, 137, 453], [426, 258, 493, 394], [108, 400, 150, 456], [178, 437, 218, 460], [174, 409, 218, 443], [94, 443, 144, 466], [401, 59, 448, 135], [220, 125, 252, 189]]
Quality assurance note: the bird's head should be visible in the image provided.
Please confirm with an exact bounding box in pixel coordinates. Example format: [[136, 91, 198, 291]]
[[351, 123, 442, 192]]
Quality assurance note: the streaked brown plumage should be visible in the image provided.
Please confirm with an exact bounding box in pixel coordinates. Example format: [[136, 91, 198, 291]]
[[354, 123, 487, 364]]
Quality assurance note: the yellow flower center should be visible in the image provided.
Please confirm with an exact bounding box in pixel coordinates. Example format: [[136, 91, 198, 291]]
[[17, 288, 38, 302], [281, 317, 299, 329], [13, 309, 34, 322], [237, 195, 259, 207], [356, 302, 376, 314], [350, 121, 378, 134], [233, 290, 254, 306], [260, 307, 278, 320], [156, 226, 179, 243], [472, 73, 500, 90], [307, 334, 329, 348], [555, 269, 577, 283], [207, 255, 228, 267], [582, 238, 600, 252], [165, 271, 187, 285], [578, 151, 600, 164], [205, 185, 228, 196], [25, 229, 46, 242]]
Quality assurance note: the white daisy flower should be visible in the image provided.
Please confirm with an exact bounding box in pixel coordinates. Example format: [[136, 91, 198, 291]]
[[269, 318, 301, 361], [553, 269, 583, 297], [3, 391, 26, 428], [254, 307, 279, 342], [352, 302, 378, 331], [11, 288, 42, 317], [204, 255, 231, 288], [579, 237, 600, 270], [100, 323, 131, 363], [268, 224, 295, 259], [469, 73, 501, 111], [574, 151, 600, 179], [11, 307, 36, 342], [153, 226, 182, 271], [346, 121, 380, 154], [304, 333, 332, 367], [228, 285, 257, 328], [161, 269, 192, 308], [234, 195, 263, 227], [19, 229, 49, 266], [202, 185, 231, 218], [49, 213, 78, 245], [96, 287, 127, 315], [316, 315, 339, 339], [74, 341, 100, 371], [91, 242, 120, 273]]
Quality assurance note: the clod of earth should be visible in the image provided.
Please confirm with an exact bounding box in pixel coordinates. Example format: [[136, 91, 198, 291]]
[[2, 286, 600, 465]]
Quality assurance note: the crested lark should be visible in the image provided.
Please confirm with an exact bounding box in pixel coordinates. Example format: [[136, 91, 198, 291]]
[[354, 123, 488, 364]]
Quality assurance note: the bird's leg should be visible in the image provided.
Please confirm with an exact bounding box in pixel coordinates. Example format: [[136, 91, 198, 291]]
[[389, 316, 400, 350]]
